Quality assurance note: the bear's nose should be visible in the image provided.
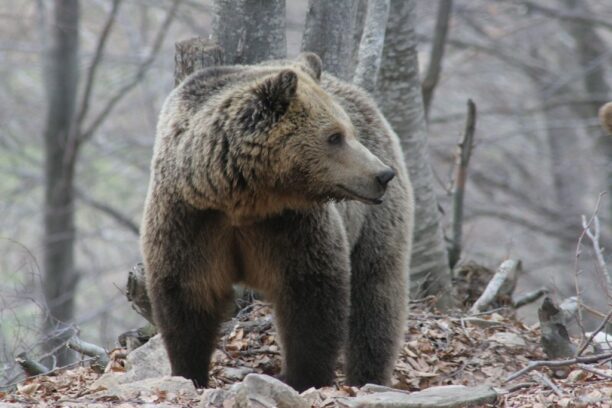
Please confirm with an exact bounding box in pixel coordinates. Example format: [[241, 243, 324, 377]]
[[376, 168, 395, 187]]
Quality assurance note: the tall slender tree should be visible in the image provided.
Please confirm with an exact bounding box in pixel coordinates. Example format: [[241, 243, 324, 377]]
[[377, 0, 454, 309], [42, 0, 80, 366]]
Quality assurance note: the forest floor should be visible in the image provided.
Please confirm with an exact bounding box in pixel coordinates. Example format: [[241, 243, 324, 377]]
[[1, 301, 611, 407]]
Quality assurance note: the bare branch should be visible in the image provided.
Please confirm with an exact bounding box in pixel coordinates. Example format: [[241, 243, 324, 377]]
[[505, 351, 612, 383], [506, 0, 612, 32], [576, 309, 612, 357], [75, 189, 139, 235], [448, 99, 476, 269], [75, 0, 122, 137], [81, 0, 182, 142], [421, 0, 453, 117], [513, 287, 549, 309]]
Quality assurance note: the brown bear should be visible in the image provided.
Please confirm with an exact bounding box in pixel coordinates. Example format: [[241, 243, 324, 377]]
[[600, 102, 612, 134], [140, 53, 414, 391]]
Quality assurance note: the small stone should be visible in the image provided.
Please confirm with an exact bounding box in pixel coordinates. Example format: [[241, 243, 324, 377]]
[[488, 332, 526, 348]]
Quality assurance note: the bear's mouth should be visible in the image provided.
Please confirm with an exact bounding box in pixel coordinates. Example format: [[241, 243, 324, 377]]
[[336, 185, 383, 205]]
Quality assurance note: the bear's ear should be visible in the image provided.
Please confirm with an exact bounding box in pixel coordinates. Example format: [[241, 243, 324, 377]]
[[296, 52, 322, 81], [253, 69, 298, 119]]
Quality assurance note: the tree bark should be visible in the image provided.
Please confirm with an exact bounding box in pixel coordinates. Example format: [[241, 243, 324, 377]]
[[353, 0, 389, 93], [301, 0, 357, 80], [42, 0, 80, 366], [377, 0, 454, 309], [212, 0, 286, 65]]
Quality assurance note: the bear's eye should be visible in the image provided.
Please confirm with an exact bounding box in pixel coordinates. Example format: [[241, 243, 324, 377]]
[[327, 133, 343, 145]]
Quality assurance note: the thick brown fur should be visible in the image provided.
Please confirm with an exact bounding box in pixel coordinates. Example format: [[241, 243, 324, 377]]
[[141, 53, 414, 391]]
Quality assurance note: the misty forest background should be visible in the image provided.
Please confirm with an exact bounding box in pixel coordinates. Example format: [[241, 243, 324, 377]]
[[1, 0, 612, 388]]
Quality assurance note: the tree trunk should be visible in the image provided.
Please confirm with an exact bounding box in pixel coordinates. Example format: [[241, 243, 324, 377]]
[[301, 0, 357, 80], [42, 0, 80, 366], [377, 0, 453, 309], [212, 0, 286, 65], [353, 0, 389, 93]]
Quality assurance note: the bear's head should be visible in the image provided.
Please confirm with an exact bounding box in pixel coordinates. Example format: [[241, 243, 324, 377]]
[[180, 53, 395, 221]]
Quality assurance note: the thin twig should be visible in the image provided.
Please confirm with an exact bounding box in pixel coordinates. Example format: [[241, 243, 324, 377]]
[[574, 194, 605, 340], [576, 309, 612, 357], [580, 196, 612, 303], [504, 351, 612, 383]]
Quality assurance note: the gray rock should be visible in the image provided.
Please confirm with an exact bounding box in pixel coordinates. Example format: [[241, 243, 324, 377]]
[[346, 385, 498, 408], [231, 374, 309, 408], [199, 388, 229, 407], [92, 334, 171, 388], [218, 366, 255, 382], [92, 375, 198, 400]]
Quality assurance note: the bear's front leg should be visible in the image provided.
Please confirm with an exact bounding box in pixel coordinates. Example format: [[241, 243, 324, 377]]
[[266, 209, 351, 392], [345, 212, 410, 386], [142, 201, 234, 388]]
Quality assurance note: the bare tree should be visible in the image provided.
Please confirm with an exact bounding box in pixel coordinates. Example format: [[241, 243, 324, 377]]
[[377, 0, 454, 309], [212, 0, 287, 64], [41, 0, 181, 365], [353, 0, 389, 93], [301, 0, 357, 80]]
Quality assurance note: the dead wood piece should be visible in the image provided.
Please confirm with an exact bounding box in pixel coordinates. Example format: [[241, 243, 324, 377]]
[[118, 323, 158, 352], [174, 38, 224, 86], [15, 352, 50, 377], [538, 296, 576, 360], [126, 263, 154, 324], [469, 259, 522, 314], [512, 287, 549, 308], [504, 351, 612, 383], [67, 337, 110, 371], [449, 99, 477, 269]]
